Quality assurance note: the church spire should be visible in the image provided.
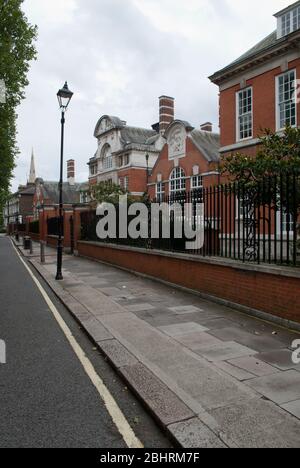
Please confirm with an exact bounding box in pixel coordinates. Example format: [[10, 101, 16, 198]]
[[28, 148, 36, 184]]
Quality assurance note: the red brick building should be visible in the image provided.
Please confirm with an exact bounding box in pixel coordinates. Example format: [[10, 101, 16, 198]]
[[210, 0, 300, 158], [148, 116, 220, 199]]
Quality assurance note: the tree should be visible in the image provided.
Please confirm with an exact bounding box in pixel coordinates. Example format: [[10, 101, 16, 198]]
[[223, 126, 300, 250], [0, 0, 37, 228], [223, 126, 300, 180], [89, 181, 145, 205]]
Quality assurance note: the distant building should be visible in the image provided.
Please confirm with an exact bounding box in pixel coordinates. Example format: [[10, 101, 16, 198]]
[[88, 97, 170, 196], [209, 0, 300, 158], [32, 159, 87, 218], [4, 150, 36, 229]]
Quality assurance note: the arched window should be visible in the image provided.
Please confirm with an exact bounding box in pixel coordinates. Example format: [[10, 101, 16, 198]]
[[101, 144, 113, 170], [169, 167, 186, 193]]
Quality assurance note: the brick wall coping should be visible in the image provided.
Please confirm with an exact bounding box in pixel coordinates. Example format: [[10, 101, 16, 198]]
[[78, 241, 300, 280]]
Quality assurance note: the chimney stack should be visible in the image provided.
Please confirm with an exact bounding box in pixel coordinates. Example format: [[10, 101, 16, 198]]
[[200, 122, 213, 132], [67, 159, 75, 185], [159, 95, 175, 134]]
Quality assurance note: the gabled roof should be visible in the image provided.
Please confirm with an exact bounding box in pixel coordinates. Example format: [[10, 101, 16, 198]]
[[164, 120, 220, 163]]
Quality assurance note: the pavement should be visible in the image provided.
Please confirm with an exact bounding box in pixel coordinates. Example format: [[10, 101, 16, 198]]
[[19, 238, 300, 448], [0, 236, 172, 448]]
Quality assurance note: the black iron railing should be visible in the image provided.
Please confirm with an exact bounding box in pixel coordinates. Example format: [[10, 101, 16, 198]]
[[80, 172, 300, 267]]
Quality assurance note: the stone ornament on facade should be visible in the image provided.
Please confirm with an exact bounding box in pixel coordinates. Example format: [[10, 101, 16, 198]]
[[99, 118, 113, 134], [168, 124, 186, 159]]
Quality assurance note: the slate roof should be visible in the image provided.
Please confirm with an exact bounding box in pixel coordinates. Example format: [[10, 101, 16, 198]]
[[40, 181, 86, 205], [120, 126, 157, 146], [228, 31, 278, 68], [190, 129, 220, 163], [19, 185, 36, 196]]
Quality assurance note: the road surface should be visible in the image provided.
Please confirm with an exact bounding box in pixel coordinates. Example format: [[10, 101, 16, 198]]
[[0, 236, 171, 448]]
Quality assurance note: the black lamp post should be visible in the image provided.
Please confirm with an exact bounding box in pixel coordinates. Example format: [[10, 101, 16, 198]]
[[55, 82, 73, 281], [146, 153, 150, 186]]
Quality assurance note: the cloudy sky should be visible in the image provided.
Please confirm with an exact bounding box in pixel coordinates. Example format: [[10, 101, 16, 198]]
[[13, 0, 291, 190]]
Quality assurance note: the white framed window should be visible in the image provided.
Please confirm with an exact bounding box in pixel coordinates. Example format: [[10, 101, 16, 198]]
[[276, 70, 296, 131], [278, 7, 300, 38], [118, 177, 123, 188], [169, 167, 186, 193], [293, 6, 300, 31], [191, 175, 203, 189], [236, 87, 253, 141], [124, 176, 129, 191], [277, 211, 294, 234], [102, 144, 113, 170], [282, 12, 291, 36], [156, 182, 165, 202]]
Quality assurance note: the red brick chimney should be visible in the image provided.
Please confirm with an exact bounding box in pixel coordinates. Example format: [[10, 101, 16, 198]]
[[200, 122, 213, 132], [67, 159, 75, 185], [159, 95, 175, 134]]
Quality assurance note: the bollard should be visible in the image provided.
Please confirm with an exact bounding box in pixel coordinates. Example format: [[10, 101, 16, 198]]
[[30, 239, 33, 255], [40, 241, 45, 264]]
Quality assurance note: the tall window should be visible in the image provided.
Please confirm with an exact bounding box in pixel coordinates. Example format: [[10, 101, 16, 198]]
[[102, 144, 113, 170], [169, 167, 186, 193], [124, 176, 129, 191], [276, 70, 296, 130], [293, 7, 300, 31], [237, 87, 253, 141], [282, 12, 291, 36], [156, 182, 165, 202]]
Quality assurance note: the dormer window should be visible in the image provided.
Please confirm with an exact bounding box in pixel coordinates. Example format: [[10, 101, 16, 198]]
[[277, 3, 300, 38]]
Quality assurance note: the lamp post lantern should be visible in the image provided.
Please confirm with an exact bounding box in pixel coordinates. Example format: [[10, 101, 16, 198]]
[[55, 82, 73, 281]]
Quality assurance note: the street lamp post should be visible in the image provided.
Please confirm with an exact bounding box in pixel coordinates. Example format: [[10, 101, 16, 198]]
[[146, 153, 150, 187], [55, 82, 73, 281]]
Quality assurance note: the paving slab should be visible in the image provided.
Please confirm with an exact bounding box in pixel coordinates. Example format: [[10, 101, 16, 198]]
[[171, 332, 223, 351], [120, 363, 195, 427], [195, 341, 257, 362], [125, 303, 156, 313], [99, 340, 138, 368], [209, 397, 300, 448], [228, 356, 280, 377], [210, 326, 286, 353], [258, 349, 300, 371], [81, 317, 113, 343], [158, 323, 209, 337], [215, 361, 255, 381], [281, 400, 300, 419], [169, 306, 204, 315], [246, 370, 300, 405], [168, 418, 227, 448]]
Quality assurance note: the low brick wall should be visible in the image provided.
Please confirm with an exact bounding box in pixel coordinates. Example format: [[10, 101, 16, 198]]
[[78, 241, 300, 325], [47, 235, 58, 248], [29, 232, 40, 242]]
